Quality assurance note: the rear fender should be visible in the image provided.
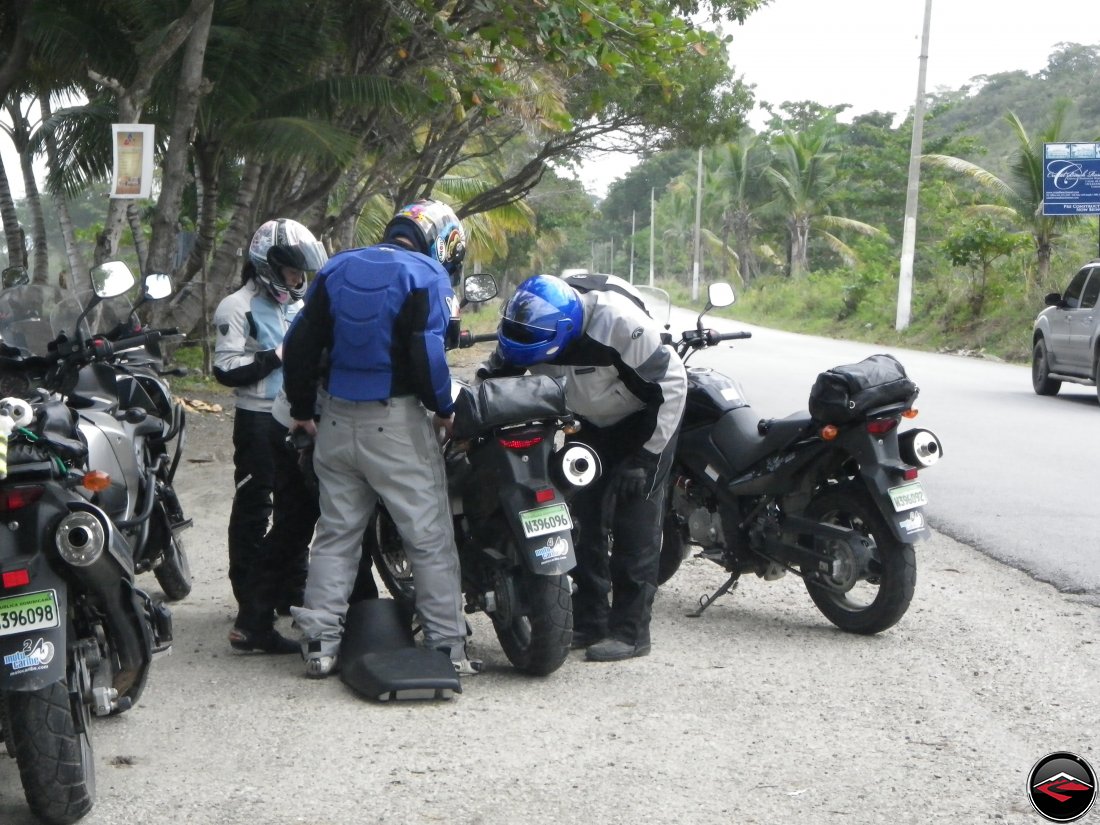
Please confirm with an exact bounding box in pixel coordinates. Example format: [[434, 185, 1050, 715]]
[[496, 484, 576, 575], [0, 567, 68, 691], [835, 427, 931, 543]]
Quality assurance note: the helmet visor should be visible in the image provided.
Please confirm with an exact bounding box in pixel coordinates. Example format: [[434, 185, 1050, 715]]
[[296, 240, 328, 271], [500, 317, 555, 345]]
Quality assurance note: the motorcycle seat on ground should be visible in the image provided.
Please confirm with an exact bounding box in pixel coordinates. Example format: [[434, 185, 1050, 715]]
[[339, 598, 461, 701], [715, 407, 816, 476]]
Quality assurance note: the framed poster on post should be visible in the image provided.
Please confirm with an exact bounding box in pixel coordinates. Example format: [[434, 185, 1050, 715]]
[[110, 124, 155, 199]]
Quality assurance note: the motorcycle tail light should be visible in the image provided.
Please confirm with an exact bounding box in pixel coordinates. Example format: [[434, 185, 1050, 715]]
[[498, 426, 544, 450], [0, 485, 46, 512], [534, 488, 555, 504], [866, 418, 899, 435], [902, 467, 919, 481], [2, 569, 30, 589]]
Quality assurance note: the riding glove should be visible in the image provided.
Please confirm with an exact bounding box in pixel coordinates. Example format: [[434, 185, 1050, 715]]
[[612, 451, 660, 500]]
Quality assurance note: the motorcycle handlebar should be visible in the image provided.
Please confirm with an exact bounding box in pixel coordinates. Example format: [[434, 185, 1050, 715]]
[[91, 331, 162, 360], [457, 330, 499, 349], [679, 328, 753, 349]]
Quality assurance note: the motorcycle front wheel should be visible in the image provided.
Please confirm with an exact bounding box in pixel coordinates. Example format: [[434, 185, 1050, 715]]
[[491, 560, 572, 677], [153, 529, 192, 601], [3, 679, 95, 825], [802, 486, 916, 635]]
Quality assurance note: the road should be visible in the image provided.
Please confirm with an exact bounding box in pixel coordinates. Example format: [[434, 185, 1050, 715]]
[[1, 323, 1097, 825]]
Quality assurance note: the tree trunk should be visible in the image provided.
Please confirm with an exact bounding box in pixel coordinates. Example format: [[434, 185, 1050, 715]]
[[39, 93, 87, 287], [789, 215, 810, 278], [127, 203, 149, 274], [0, 158, 24, 269], [147, 0, 214, 276]]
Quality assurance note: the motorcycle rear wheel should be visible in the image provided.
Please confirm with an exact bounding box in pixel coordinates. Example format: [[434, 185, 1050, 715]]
[[802, 486, 916, 635], [491, 562, 572, 677], [3, 679, 95, 825], [657, 508, 686, 586]]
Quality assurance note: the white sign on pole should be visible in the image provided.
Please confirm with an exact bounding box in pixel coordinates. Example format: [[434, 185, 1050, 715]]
[[110, 124, 155, 199]]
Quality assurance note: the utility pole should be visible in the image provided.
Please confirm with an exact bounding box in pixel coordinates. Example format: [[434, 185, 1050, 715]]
[[649, 187, 655, 287], [692, 147, 703, 301], [896, 0, 933, 331], [629, 210, 636, 284]]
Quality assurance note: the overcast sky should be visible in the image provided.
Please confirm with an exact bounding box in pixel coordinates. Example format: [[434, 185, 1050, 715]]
[[581, 0, 1100, 196]]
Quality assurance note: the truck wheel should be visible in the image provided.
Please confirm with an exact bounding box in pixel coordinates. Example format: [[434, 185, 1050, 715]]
[[1032, 338, 1061, 395]]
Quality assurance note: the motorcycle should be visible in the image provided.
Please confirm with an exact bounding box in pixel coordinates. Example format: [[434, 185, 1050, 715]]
[[644, 282, 943, 634], [0, 261, 177, 824], [365, 275, 602, 676]]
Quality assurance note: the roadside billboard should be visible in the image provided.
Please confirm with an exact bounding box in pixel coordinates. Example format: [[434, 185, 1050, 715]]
[[1042, 142, 1100, 215]]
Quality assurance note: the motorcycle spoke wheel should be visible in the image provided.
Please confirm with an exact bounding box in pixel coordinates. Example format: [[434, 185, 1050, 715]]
[[3, 678, 95, 825], [491, 563, 572, 677], [366, 507, 417, 612], [153, 530, 193, 601], [803, 487, 915, 635]]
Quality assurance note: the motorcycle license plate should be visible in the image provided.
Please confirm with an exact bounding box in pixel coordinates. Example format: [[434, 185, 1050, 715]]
[[0, 590, 60, 637], [519, 502, 573, 538], [888, 481, 927, 512]]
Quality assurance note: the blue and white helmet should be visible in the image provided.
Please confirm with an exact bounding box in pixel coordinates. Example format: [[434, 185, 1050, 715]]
[[497, 274, 583, 366], [382, 199, 467, 282]]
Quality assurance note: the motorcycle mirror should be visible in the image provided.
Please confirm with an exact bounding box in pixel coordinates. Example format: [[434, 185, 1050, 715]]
[[2, 265, 29, 289], [90, 261, 136, 299], [708, 282, 735, 308], [143, 273, 173, 301], [463, 273, 498, 304]]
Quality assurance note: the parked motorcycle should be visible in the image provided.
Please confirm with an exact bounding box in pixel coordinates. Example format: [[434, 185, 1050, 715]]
[[646, 283, 943, 634], [0, 262, 176, 824], [366, 275, 601, 675]]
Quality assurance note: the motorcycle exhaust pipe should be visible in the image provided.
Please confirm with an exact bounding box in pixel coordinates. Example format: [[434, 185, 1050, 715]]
[[899, 428, 943, 468], [56, 511, 107, 567], [551, 442, 602, 489]]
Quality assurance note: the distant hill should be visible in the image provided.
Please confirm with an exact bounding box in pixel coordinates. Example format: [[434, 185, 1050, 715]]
[[922, 42, 1100, 177]]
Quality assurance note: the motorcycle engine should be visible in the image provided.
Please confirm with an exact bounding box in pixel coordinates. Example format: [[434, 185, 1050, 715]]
[[670, 478, 723, 548]]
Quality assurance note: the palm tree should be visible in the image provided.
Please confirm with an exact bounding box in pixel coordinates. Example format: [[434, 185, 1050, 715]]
[[765, 119, 886, 278], [923, 100, 1083, 287]]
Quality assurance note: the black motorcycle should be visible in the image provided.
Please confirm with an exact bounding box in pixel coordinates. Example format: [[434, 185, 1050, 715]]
[[366, 280, 601, 675], [647, 283, 943, 634], [0, 262, 176, 824]]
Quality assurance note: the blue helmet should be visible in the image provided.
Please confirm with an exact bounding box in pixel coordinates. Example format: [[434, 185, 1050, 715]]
[[497, 275, 583, 366]]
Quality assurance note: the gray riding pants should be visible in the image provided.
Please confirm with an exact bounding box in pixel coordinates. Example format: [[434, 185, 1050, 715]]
[[291, 394, 465, 659]]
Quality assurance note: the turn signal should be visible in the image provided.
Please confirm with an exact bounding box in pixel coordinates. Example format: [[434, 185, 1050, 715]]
[[82, 471, 111, 492], [902, 409, 918, 419], [820, 424, 838, 441]]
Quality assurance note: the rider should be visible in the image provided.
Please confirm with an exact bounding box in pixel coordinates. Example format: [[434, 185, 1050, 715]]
[[478, 273, 687, 662], [282, 198, 473, 679], [213, 218, 328, 654]]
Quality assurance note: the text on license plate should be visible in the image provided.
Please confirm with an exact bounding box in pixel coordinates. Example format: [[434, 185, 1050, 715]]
[[0, 590, 60, 637], [519, 502, 573, 538], [888, 481, 927, 512]]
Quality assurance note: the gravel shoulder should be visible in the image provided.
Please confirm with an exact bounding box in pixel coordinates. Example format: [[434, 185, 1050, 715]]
[[1, 372, 1097, 825]]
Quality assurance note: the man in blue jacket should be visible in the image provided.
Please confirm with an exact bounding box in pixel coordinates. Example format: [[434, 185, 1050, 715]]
[[281, 199, 473, 679]]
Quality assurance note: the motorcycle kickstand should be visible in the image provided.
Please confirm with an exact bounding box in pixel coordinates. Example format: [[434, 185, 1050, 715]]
[[687, 574, 739, 618]]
